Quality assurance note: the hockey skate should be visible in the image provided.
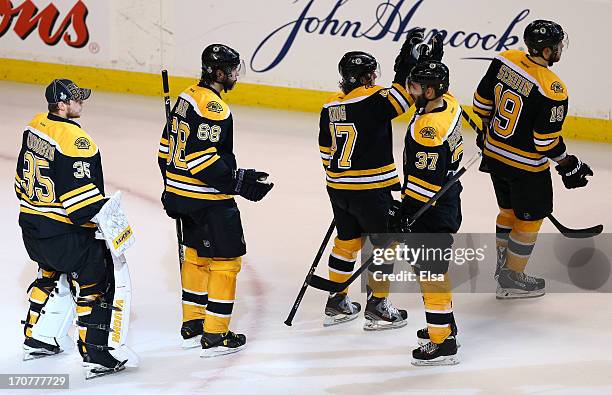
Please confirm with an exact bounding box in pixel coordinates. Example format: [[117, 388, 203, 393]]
[[363, 295, 407, 331], [181, 319, 203, 349], [496, 268, 545, 299], [23, 337, 63, 361], [412, 337, 459, 366], [494, 245, 507, 280], [200, 331, 246, 358], [323, 293, 361, 327], [416, 328, 460, 348], [79, 341, 127, 380]]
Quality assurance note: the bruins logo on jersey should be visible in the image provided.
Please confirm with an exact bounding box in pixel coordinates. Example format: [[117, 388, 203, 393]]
[[419, 127, 437, 139], [206, 101, 223, 113], [551, 81, 564, 94], [379, 89, 389, 98], [74, 137, 91, 149]]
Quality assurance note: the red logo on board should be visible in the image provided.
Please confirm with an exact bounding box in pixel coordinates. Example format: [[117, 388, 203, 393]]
[[0, 0, 89, 48]]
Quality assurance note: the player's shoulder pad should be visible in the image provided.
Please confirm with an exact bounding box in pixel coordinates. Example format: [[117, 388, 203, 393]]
[[182, 85, 231, 121], [323, 85, 384, 108], [497, 49, 524, 63], [412, 95, 460, 147], [537, 69, 568, 102], [28, 113, 98, 158]]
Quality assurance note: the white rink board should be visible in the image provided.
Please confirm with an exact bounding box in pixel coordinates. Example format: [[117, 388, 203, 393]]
[[0, 0, 611, 119]]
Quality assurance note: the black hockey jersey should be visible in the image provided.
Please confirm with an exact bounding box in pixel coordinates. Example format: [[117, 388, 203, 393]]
[[473, 49, 567, 174], [158, 84, 236, 214], [402, 93, 464, 207], [15, 113, 105, 238], [318, 83, 413, 190]]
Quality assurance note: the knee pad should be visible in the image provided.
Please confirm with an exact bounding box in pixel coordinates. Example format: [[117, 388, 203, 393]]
[[210, 257, 242, 273], [23, 269, 61, 338], [497, 208, 515, 228]]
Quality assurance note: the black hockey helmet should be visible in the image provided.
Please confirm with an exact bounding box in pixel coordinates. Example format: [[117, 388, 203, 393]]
[[408, 60, 449, 98], [338, 51, 379, 93], [523, 20, 565, 54], [200, 44, 244, 89]]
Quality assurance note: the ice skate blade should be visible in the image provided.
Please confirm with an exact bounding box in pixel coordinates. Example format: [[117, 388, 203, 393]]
[[496, 287, 545, 300], [323, 312, 359, 327], [411, 355, 459, 366], [363, 318, 408, 331], [23, 346, 63, 361], [200, 344, 246, 358], [83, 361, 126, 380], [181, 335, 202, 349]]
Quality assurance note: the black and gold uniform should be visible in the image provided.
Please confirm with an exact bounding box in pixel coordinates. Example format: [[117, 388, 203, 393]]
[[401, 61, 460, 364], [17, 79, 124, 372], [158, 83, 245, 335], [472, 20, 592, 299], [402, 92, 464, 232], [473, 49, 567, 222], [158, 45, 271, 350]]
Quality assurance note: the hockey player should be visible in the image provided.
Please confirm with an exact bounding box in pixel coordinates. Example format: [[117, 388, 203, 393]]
[[472, 20, 593, 299], [317, 30, 441, 330], [15, 79, 127, 378], [158, 44, 273, 357], [398, 60, 462, 366]]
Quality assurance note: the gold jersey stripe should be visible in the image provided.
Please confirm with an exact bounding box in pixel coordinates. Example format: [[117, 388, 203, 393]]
[[326, 177, 400, 190], [18, 191, 63, 207], [535, 138, 560, 151], [59, 183, 96, 202], [407, 175, 441, 192], [166, 171, 206, 185], [473, 106, 491, 117], [166, 186, 233, 200], [65, 194, 104, 215], [486, 134, 544, 159], [474, 91, 493, 105], [326, 163, 397, 177], [405, 189, 437, 205], [319, 145, 331, 154], [387, 94, 403, 116], [484, 148, 550, 172], [534, 131, 562, 140], [185, 147, 217, 161], [191, 155, 220, 174]]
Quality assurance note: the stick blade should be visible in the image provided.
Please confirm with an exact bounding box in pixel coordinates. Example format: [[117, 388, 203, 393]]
[[307, 274, 343, 293], [548, 215, 603, 239]]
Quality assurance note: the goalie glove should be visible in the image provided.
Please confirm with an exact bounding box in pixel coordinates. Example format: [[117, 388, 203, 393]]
[[231, 168, 274, 202], [555, 155, 593, 189]]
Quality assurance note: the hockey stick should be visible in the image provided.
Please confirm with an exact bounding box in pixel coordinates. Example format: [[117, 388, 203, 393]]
[[161, 70, 185, 265], [284, 219, 336, 326], [307, 151, 482, 293], [460, 109, 603, 238]]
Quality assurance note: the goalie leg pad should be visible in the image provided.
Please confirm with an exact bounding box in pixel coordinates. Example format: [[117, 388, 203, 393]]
[[31, 274, 76, 350]]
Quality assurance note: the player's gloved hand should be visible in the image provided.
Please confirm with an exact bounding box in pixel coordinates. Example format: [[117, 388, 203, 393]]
[[232, 168, 274, 201], [427, 32, 444, 62], [555, 155, 593, 189], [161, 192, 180, 219], [387, 199, 403, 232], [393, 28, 425, 84]]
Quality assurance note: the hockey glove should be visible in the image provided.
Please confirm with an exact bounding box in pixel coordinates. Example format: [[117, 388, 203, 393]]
[[393, 28, 425, 84], [427, 32, 444, 62], [388, 199, 403, 233], [555, 155, 593, 189], [232, 168, 274, 201]]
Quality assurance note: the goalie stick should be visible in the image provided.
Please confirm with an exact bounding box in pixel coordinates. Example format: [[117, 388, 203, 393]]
[[460, 109, 603, 238]]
